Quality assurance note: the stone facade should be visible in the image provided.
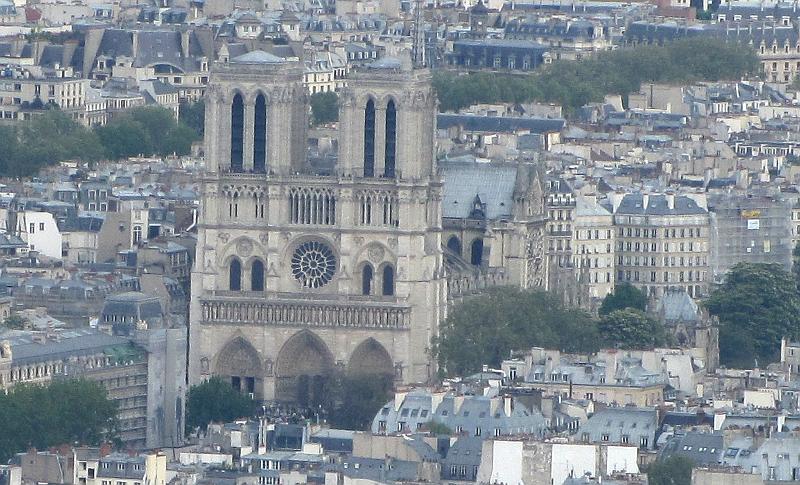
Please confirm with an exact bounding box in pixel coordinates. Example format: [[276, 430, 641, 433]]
[[188, 53, 447, 403]]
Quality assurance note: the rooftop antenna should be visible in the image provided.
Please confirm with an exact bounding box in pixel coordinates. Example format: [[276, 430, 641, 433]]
[[412, 0, 426, 67]]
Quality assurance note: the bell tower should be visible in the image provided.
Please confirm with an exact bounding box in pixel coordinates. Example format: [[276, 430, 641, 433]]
[[189, 52, 446, 403]]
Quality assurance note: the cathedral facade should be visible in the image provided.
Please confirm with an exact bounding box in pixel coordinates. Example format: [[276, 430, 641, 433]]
[[188, 52, 447, 403]]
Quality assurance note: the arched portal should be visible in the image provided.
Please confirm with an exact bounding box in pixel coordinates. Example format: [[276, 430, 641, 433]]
[[215, 337, 262, 396], [347, 338, 393, 377], [275, 331, 334, 405]]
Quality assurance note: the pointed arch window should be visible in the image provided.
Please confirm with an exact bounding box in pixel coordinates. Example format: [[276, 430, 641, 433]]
[[447, 236, 462, 256], [230, 93, 244, 172], [382, 265, 395, 296], [364, 99, 375, 177], [384, 99, 397, 178], [254, 93, 267, 173], [251, 259, 265, 291], [362, 264, 373, 295], [229, 258, 242, 291], [471, 239, 484, 266]]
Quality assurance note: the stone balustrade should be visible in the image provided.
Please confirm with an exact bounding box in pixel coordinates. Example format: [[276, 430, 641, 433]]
[[200, 296, 411, 329]]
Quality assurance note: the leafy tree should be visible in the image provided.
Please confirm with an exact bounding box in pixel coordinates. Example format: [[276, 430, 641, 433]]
[[96, 107, 198, 159], [705, 263, 800, 367], [424, 421, 453, 435], [2, 314, 28, 329], [327, 373, 393, 430], [96, 117, 152, 159], [185, 376, 256, 432], [647, 455, 694, 485], [598, 308, 668, 350], [433, 38, 758, 113], [433, 287, 599, 376], [599, 283, 648, 316], [0, 379, 118, 462], [310, 91, 339, 125], [793, 242, 800, 290], [180, 100, 205, 136]]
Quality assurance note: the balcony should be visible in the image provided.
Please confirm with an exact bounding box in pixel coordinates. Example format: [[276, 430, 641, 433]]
[[199, 294, 411, 330]]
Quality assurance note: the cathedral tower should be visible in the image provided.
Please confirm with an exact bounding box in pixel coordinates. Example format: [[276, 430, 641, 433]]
[[189, 52, 446, 404]]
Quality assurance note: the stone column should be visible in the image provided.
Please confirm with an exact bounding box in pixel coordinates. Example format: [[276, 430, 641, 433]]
[[243, 99, 255, 172]]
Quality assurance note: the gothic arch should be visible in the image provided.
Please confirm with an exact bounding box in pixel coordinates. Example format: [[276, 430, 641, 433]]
[[470, 238, 484, 266], [230, 91, 245, 172], [215, 336, 262, 394], [250, 258, 265, 291], [364, 97, 376, 177], [348, 338, 393, 377], [384, 98, 397, 178], [275, 331, 335, 404], [253, 92, 267, 173], [447, 235, 462, 256], [228, 257, 242, 291]]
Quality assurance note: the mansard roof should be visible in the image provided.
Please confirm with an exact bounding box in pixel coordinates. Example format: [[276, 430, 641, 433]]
[[230, 49, 286, 64]]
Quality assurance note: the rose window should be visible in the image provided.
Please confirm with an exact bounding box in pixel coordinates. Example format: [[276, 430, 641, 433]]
[[291, 240, 337, 288]]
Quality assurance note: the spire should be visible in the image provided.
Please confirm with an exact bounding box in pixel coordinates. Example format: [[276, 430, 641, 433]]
[[412, 0, 426, 67]]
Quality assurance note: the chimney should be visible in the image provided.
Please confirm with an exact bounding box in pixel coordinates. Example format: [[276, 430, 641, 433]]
[[181, 30, 190, 59], [642, 193, 649, 209], [132, 31, 139, 58], [258, 418, 267, 454], [503, 394, 513, 416], [666, 193, 675, 210]]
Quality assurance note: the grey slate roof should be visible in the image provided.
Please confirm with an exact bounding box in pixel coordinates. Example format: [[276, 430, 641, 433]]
[[614, 193, 707, 216], [655, 289, 700, 323], [578, 407, 658, 450], [231, 50, 285, 64], [660, 432, 723, 466], [441, 162, 517, 219]]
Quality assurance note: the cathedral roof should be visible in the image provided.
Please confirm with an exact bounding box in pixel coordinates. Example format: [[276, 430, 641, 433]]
[[231, 50, 286, 64], [441, 161, 517, 220]]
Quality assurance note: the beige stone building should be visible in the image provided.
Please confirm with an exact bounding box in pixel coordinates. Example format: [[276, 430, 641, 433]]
[[611, 192, 710, 298], [189, 53, 447, 403], [572, 194, 615, 300]]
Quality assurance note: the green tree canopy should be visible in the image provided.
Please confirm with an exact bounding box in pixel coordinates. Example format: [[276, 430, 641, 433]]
[[705, 262, 800, 367], [327, 374, 393, 430], [185, 377, 256, 432], [433, 287, 599, 376], [598, 308, 668, 350], [599, 283, 648, 316], [0, 379, 118, 462], [647, 456, 694, 485], [3, 314, 28, 330], [310, 91, 339, 125], [179, 100, 205, 137], [433, 38, 759, 113], [97, 107, 199, 159]]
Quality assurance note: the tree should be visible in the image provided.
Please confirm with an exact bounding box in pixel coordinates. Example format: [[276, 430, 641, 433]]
[[433, 38, 758, 113], [310, 92, 339, 125], [424, 421, 453, 435], [598, 308, 668, 350], [433, 287, 599, 376], [647, 456, 694, 485], [327, 373, 393, 430], [2, 314, 28, 330], [185, 377, 256, 432], [599, 283, 648, 316], [705, 263, 800, 367], [0, 379, 118, 462], [180, 100, 205, 137]]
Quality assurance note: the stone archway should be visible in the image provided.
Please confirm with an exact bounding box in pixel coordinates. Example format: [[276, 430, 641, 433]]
[[275, 331, 335, 406], [215, 337, 262, 397], [348, 338, 393, 378]]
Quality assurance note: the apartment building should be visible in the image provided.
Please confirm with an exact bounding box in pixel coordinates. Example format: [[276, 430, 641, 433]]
[[611, 192, 710, 298], [572, 194, 615, 299], [0, 66, 89, 122]]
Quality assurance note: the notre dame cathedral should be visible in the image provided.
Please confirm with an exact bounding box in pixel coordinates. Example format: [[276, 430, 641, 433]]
[[188, 51, 448, 403]]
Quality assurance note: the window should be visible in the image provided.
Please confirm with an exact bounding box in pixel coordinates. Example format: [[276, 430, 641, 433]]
[[230, 93, 244, 172], [253, 93, 267, 173], [29, 223, 35, 234], [601, 434, 609, 442], [384, 99, 396, 177], [251, 260, 265, 291], [133, 225, 142, 243], [229, 259, 242, 291], [362, 264, 373, 295], [382, 265, 394, 296], [364, 99, 375, 177]]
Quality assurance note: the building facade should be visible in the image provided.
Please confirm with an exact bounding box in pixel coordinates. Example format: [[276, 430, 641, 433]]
[[188, 53, 447, 403]]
